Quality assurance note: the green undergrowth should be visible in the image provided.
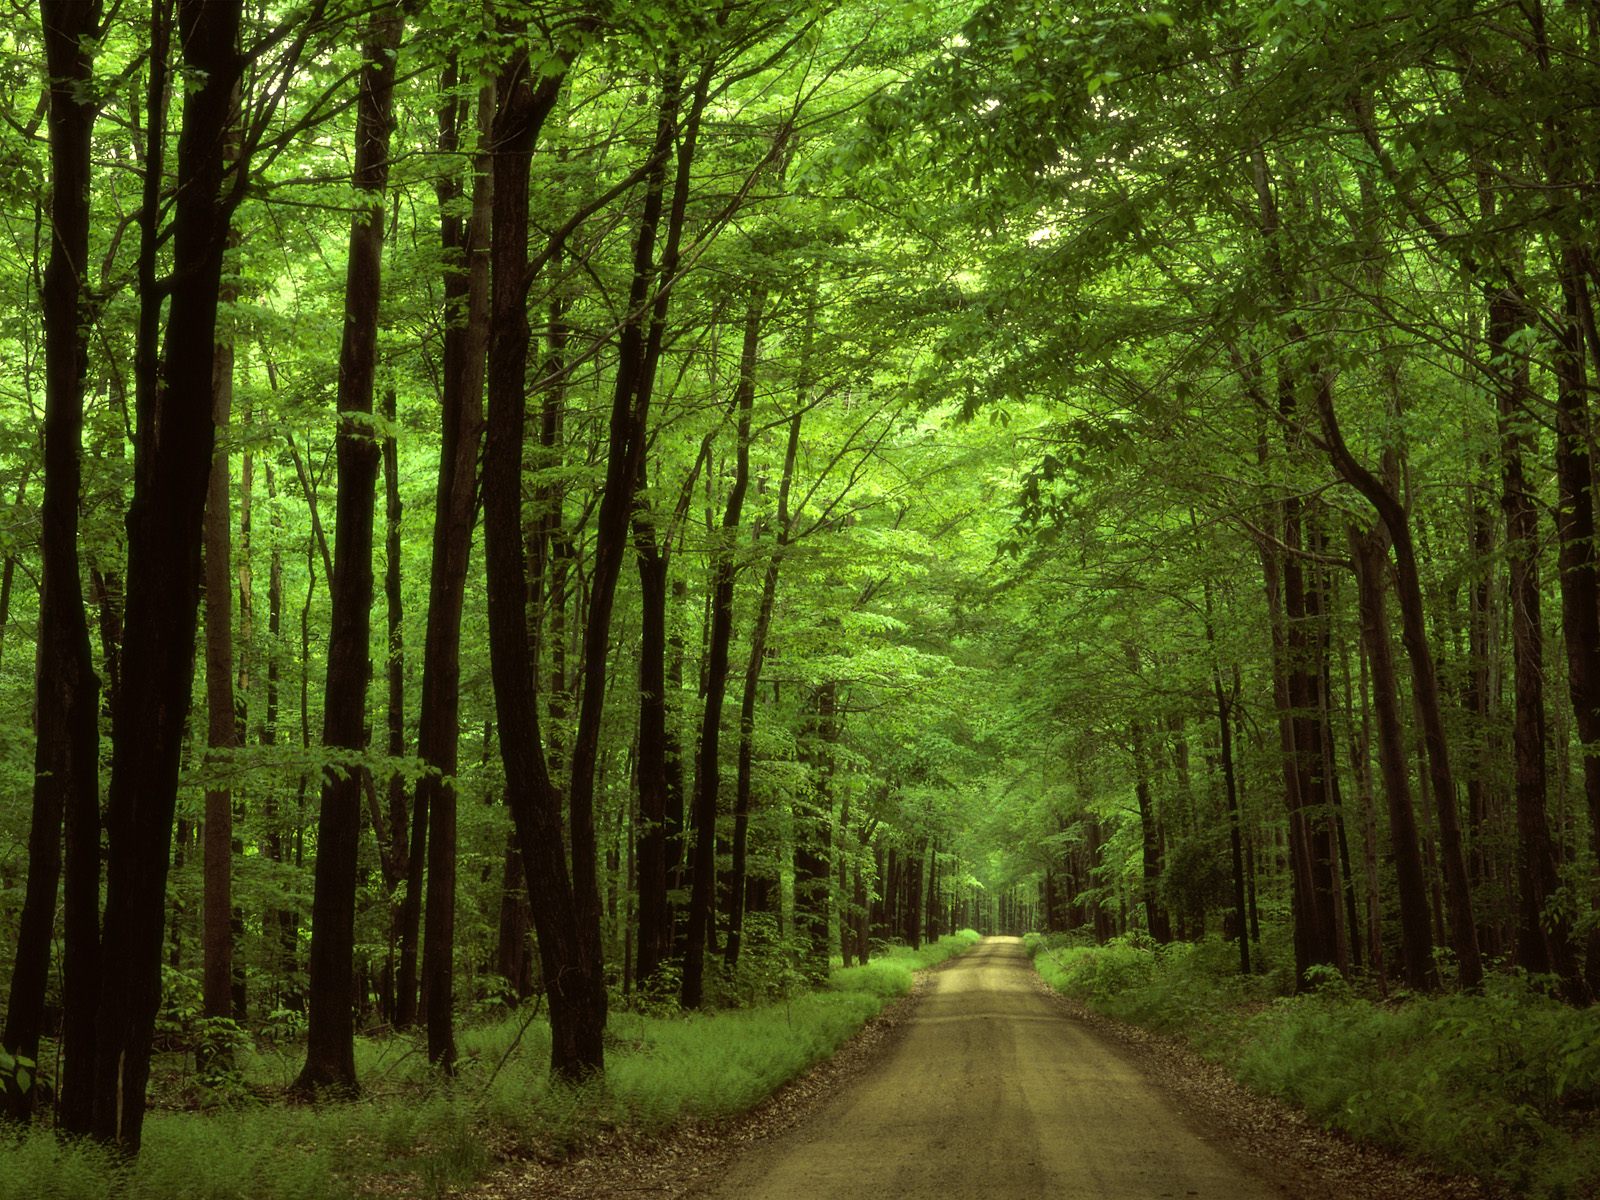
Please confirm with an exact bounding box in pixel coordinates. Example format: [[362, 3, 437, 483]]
[[1024, 932, 1600, 1199], [0, 931, 980, 1200]]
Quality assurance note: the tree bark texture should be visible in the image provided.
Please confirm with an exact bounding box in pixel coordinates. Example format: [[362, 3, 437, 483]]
[[483, 38, 604, 1081], [296, 4, 404, 1094], [419, 71, 492, 1070], [3, 0, 103, 1128], [93, 0, 245, 1148], [683, 293, 763, 1007], [1350, 524, 1437, 991]]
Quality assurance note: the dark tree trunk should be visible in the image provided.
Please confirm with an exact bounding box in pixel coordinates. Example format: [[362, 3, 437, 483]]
[[1216, 669, 1250, 974], [1550, 260, 1600, 995], [295, 4, 403, 1094], [417, 68, 493, 1073], [726, 295, 812, 967], [1350, 525, 1437, 991], [203, 262, 239, 1028], [378, 381, 406, 1023], [683, 294, 763, 1007], [1493, 291, 1590, 1001], [1314, 382, 1484, 989], [483, 38, 604, 1082], [1199, 567, 1251, 974], [1126, 644, 1171, 944], [4, 0, 102, 1128], [92, 0, 245, 1148], [793, 683, 836, 980], [1281, 513, 1342, 976], [634, 521, 674, 984], [495, 830, 536, 1001], [905, 842, 924, 950]]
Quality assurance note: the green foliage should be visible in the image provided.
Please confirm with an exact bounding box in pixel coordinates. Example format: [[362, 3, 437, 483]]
[[1237, 975, 1600, 1197], [194, 1018, 256, 1106], [1029, 938, 1600, 1198], [832, 930, 983, 999], [0, 1048, 36, 1098], [0, 935, 981, 1200]]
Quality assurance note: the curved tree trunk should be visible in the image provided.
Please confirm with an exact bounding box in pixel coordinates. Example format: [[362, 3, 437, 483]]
[[725, 406, 803, 968], [418, 70, 492, 1071], [296, 3, 404, 1094], [1493, 290, 1590, 1001], [93, 0, 246, 1148], [1350, 524, 1436, 991], [683, 293, 763, 1007], [483, 36, 601, 1081], [3, 0, 103, 1128]]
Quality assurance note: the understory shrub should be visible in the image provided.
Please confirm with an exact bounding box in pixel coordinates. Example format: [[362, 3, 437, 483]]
[[0, 932, 981, 1200], [1026, 933, 1600, 1198]]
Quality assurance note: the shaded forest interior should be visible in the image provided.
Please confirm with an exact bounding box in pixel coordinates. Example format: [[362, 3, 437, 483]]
[[5, 0, 1600, 1184]]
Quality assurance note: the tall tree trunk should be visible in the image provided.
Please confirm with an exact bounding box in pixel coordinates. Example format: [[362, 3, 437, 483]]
[[203, 251, 240, 1029], [378, 381, 406, 1023], [3, 0, 102, 1128], [1126, 644, 1171, 943], [1350, 524, 1436, 991], [1463, 473, 1503, 957], [495, 829, 535, 1001], [726, 296, 812, 968], [93, 0, 245, 1148], [483, 36, 602, 1081], [684, 293, 763, 1007], [906, 840, 924, 950], [1550, 258, 1600, 995], [295, 4, 404, 1094], [793, 683, 836, 980], [1493, 290, 1590, 1001], [1313, 384, 1484, 989], [634, 512, 674, 984], [418, 70, 492, 1071]]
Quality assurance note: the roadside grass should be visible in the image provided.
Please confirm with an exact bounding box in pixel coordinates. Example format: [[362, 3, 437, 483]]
[[1024, 932, 1600, 1199], [0, 931, 980, 1200]]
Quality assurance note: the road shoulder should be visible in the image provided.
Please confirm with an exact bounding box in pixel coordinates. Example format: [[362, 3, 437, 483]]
[[1026, 972, 1486, 1200], [470, 967, 946, 1200]]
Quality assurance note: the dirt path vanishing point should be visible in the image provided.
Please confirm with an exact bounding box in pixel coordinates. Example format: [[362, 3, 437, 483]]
[[693, 936, 1280, 1200]]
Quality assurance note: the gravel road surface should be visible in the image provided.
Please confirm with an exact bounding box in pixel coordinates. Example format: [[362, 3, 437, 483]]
[[696, 936, 1279, 1200]]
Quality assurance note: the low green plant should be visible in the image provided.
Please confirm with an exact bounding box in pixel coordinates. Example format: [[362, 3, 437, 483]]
[[1027, 934, 1600, 1199], [0, 931, 983, 1200]]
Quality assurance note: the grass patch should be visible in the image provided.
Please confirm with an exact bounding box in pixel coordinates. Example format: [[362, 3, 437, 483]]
[[0, 932, 981, 1200], [1024, 932, 1600, 1199]]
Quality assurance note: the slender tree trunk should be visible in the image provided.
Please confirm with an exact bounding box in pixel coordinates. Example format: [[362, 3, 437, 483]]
[[1351, 525, 1436, 991], [483, 36, 603, 1081], [377, 382, 406, 1023], [1463, 473, 1502, 958], [906, 840, 924, 950], [418, 71, 492, 1071], [203, 254, 239, 1029], [93, 0, 245, 1148], [296, 4, 404, 1094], [495, 830, 535, 1001], [634, 515, 674, 984], [1493, 290, 1590, 1001], [1313, 384, 1484, 989], [684, 294, 764, 1006], [1126, 644, 1171, 943], [1549, 259, 1600, 994], [726, 292, 813, 968], [793, 683, 836, 980], [4, 0, 102, 1128]]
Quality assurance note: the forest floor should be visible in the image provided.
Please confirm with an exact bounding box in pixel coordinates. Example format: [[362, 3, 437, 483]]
[[478, 937, 1487, 1199]]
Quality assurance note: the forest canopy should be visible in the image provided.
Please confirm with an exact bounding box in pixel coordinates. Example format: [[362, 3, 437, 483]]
[[3, 0, 1600, 1178]]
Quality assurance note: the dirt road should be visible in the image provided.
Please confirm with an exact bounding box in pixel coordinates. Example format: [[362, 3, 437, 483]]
[[695, 936, 1281, 1200]]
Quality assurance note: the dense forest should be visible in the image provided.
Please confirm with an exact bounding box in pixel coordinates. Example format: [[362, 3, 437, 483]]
[[5, 0, 1600, 1186]]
